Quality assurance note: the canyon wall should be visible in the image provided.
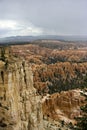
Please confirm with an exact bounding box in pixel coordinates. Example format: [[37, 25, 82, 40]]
[[0, 47, 44, 130], [42, 90, 85, 124]]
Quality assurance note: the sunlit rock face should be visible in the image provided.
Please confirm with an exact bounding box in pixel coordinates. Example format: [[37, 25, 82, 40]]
[[0, 47, 44, 130], [42, 90, 85, 124]]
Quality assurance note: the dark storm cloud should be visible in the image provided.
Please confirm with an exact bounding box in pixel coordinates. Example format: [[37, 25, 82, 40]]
[[0, 0, 87, 37]]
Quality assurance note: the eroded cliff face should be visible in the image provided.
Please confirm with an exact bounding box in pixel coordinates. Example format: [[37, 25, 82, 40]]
[[0, 47, 44, 130], [42, 90, 85, 124]]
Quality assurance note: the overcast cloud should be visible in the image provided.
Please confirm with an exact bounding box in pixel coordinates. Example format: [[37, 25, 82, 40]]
[[0, 0, 87, 37]]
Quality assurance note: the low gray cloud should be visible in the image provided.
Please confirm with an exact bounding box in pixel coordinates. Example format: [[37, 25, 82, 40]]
[[0, 0, 87, 37]]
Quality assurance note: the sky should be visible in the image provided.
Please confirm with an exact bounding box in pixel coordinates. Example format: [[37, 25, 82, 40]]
[[0, 0, 87, 38]]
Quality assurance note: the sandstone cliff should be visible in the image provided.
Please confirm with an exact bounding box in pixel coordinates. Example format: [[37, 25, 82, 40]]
[[42, 89, 85, 124], [0, 47, 44, 130]]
